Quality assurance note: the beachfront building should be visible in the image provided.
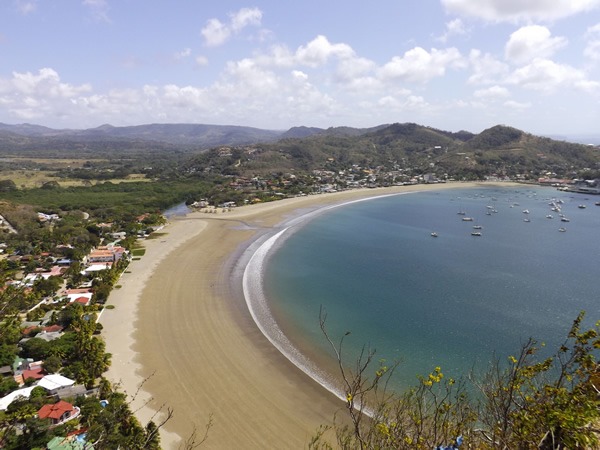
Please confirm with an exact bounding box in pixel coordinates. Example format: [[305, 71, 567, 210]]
[[85, 245, 126, 264]]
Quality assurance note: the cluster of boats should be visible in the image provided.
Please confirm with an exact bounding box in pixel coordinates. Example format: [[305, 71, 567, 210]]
[[432, 195, 595, 238]]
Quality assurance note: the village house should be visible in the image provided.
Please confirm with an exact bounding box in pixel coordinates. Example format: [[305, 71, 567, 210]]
[[37, 400, 80, 426], [85, 245, 126, 264]]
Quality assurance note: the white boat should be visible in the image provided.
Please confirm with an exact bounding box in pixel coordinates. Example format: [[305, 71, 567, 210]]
[[472, 225, 483, 229], [522, 209, 530, 214], [578, 204, 586, 209], [523, 218, 531, 222], [471, 231, 482, 236], [559, 227, 567, 232], [560, 217, 570, 222], [546, 214, 553, 219], [462, 217, 474, 221], [431, 232, 438, 237]]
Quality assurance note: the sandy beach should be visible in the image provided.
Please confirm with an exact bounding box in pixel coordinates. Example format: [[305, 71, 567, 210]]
[[100, 182, 494, 449]]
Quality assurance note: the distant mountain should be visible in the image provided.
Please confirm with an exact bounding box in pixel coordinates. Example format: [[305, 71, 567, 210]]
[[280, 126, 325, 139], [544, 134, 600, 146], [0, 122, 283, 151]]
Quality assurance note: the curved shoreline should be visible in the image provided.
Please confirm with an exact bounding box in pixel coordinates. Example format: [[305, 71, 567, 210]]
[[241, 191, 420, 405], [101, 182, 514, 449]]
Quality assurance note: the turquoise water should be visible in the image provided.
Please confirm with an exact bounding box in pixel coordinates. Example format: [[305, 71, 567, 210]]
[[264, 186, 600, 388]]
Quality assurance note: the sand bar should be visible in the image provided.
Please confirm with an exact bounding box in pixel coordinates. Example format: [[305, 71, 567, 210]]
[[100, 182, 510, 449]]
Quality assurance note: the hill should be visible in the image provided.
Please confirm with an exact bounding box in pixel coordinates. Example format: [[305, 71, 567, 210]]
[[0, 121, 597, 183], [186, 123, 598, 181], [0, 122, 283, 156]]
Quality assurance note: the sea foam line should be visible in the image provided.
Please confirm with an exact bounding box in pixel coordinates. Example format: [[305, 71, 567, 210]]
[[242, 191, 418, 403]]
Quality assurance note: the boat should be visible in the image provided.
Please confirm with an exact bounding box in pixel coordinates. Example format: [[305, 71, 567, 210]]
[[431, 232, 438, 237], [522, 209, 530, 214], [471, 231, 482, 236], [578, 204, 586, 209], [472, 225, 483, 229], [560, 217, 570, 222], [595, 202, 600, 206], [523, 218, 531, 222], [546, 214, 553, 219], [462, 217, 474, 221], [457, 211, 466, 215], [559, 227, 567, 232]]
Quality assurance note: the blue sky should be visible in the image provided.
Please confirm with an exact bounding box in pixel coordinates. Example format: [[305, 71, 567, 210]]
[[1, 0, 600, 136]]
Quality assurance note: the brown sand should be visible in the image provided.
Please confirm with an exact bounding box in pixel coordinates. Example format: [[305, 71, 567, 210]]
[[100, 182, 505, 449]]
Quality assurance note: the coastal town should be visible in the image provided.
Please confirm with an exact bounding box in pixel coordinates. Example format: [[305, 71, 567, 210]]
[[0, 211, 164, 448], [1, 170, 599, 447]]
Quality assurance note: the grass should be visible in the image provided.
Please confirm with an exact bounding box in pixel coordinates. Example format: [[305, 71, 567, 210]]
[[0, 167, 149, 189], [131, 248, 146, 257]]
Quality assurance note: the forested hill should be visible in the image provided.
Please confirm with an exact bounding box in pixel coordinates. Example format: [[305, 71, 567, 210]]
[[184, 123, 597, 181]]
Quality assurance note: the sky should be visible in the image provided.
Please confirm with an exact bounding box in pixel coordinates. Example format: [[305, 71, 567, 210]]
[[1, 0, 600, 136]]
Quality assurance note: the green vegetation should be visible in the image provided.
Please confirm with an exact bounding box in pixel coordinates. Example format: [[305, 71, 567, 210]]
[[313, 311, 600, 449]]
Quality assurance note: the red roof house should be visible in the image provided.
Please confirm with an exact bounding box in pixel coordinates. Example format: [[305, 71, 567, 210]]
[[38, 400, 77, 425]]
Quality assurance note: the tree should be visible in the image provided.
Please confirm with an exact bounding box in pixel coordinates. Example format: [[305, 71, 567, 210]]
[[0, 179, 17, 192], [20, 337, 51, 361], [312, 311, 600, 450], [42, 354, 62, 374], [32, 275, 62, 298], [474, 312, 600, 449]]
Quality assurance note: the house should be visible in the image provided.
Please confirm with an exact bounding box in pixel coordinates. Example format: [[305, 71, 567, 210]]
[[0, 386, 35, 411], [85, 245, 126, 264], [37, 374, 75, 394], [66, 288, 93, 304], [46, 435, 90, 450], [38, 400, 79, 425]]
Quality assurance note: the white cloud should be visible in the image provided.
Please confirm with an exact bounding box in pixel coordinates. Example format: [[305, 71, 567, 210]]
[[230, 7, 262, 32], [585, 23, 600, 61], [379, 47, 465, 83], [441, 0, 600, 22], [504, 100, 532, 109], [174, 48, 192, 60], [0, 68, 92, 121], [195, 55, 209, 67], [474, 85, 510, 98], [16, 0, 37, 14], [377, 94, 427, 110], [201, 19, 231, 47], [295, 35, 355, 67], [468, 49, 509, 85], [507, 58, 599, 92], [505, 26, 567, 64], [437, 18, 467, 43], [201, 7, 263, 47]]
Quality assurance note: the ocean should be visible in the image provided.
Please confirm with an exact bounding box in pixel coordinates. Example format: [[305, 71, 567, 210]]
[[259, 185, 600, 391]]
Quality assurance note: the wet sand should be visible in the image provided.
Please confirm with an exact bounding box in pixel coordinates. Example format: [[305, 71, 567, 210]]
[[100, 182, 498, 449]]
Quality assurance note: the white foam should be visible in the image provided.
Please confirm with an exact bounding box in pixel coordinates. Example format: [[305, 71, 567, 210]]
[[241, 191, 418, 403]]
